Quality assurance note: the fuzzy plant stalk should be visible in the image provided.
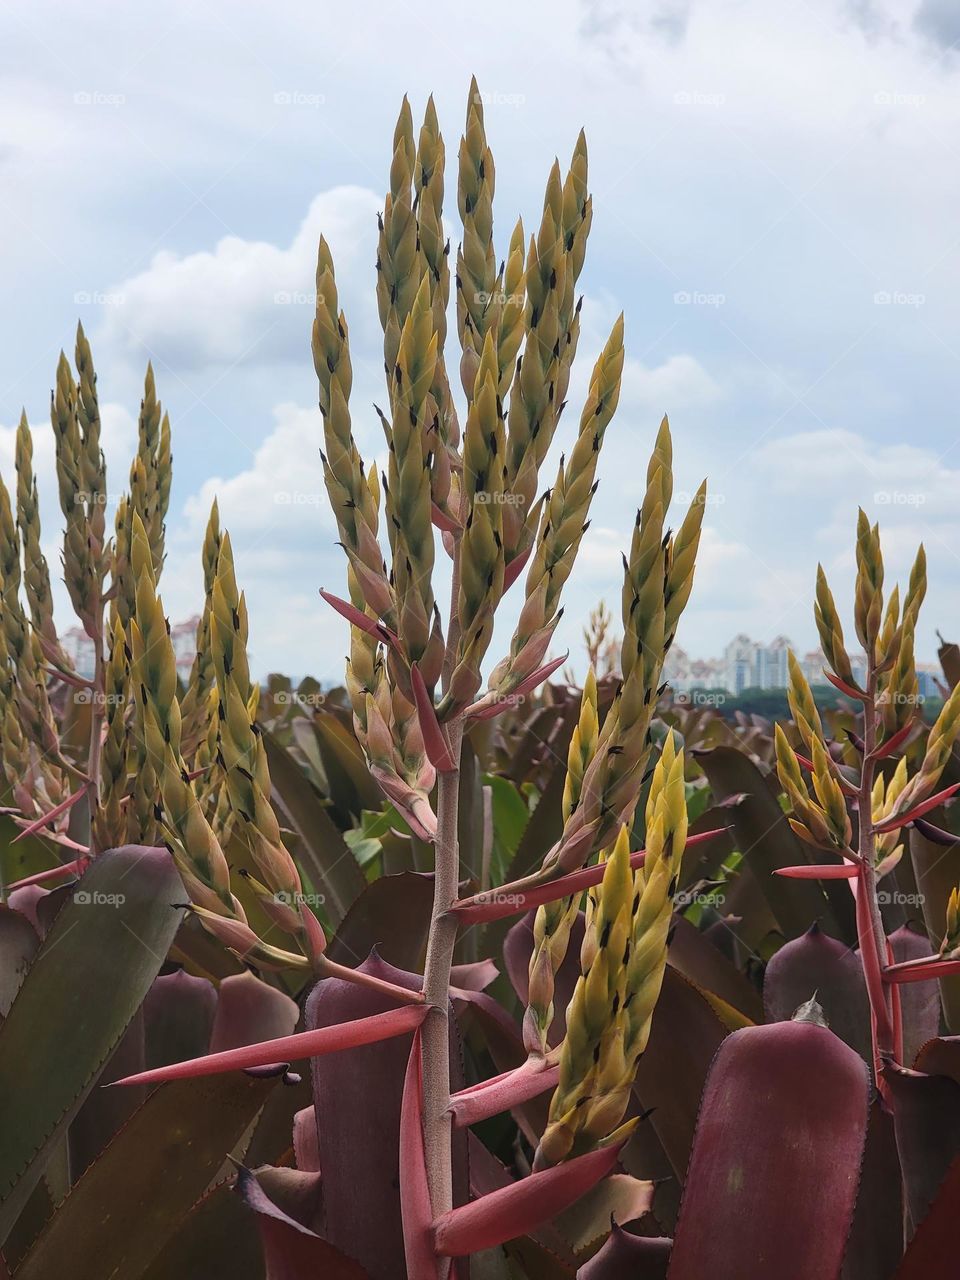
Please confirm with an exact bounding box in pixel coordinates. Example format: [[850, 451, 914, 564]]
[[314, 85, 705, 1240]]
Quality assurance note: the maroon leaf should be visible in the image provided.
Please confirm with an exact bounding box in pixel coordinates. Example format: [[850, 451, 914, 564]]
[[235, 1165, 369, 1279], [883, 1061, 960, 1236], [842, 1102, 903, 1280], [893, 1154, 960, 1278], [467, 656, 568, 721], [325, 873, 435, 975], [873, 718, 917, 761], [763, 924, 872, 1068], [143, 969, 217, 1068], [449, 959, 498, 991], [578, 1223, 671, 1278], [632, 967, 733, 1181], [432, 1142, 627, 1256], [306, 953, 466, 1280], [293, 1106, 319, 1173], [667, 915, 763, 1023], [209, 971, 299, 1052], [890, 924, 940, 1069], [824, 670, 866, 699], [667, 1020, 870, 1280]]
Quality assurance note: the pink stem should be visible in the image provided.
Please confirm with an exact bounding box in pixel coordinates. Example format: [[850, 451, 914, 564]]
[[449, 1058, 559, 1128]]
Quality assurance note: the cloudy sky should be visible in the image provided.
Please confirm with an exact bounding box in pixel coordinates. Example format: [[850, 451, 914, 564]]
[[2, 0, 960, 681]]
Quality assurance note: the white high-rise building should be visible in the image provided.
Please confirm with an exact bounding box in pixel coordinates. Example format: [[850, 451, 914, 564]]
[[723, 634, 755, 694]]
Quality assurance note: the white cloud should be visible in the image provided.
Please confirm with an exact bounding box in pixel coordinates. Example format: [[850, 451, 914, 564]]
[[101, 186, 381, 370]]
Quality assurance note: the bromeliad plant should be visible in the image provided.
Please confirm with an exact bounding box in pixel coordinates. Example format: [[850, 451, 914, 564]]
[[76, 83, 706, 1275], [774, 519, 960, 1077]]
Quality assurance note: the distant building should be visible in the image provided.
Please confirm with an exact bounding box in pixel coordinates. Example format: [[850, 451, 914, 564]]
[[723, 634, 756, 695], [60, 626, 96, 679], [60, 616, 199, 680], [171, 617, 200, 675], [755, 635, 792, 690]]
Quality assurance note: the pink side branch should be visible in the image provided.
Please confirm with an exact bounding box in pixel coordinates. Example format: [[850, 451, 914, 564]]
[[824, 670, 868, 700], [883, 957, 960, 984], [411, 664, 456, 773], [466, 654, 568, 722], [449, 1057, 560, 1128], [109, 1004, 429, 1088], [450, 828, 728, 925], [871, 718, 916, 761], [874, 783, 960, 834], [431, 502, 462, 535], [13, 785, 91, 842], [7, 856, 90, 890], [431, 1140, 627, 1257], [774, 863, 860, 880], [319, 589, 401, 651]]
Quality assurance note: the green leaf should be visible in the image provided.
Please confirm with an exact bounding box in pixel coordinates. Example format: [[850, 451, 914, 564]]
[[16, 1073, 275, 1280], [0, 845, 184, 1243]]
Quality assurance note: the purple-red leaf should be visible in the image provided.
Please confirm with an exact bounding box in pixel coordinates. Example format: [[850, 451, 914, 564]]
[[448, 959, 498, 992], [293, 1106, 320, 1173], [578, 1222, 671, 1278], [824, 670, 866, 699], [209, 971, 299, 1052], [307, 953, 466, 1280], [432, 1141, 626, 1256], [235, 1165, 369, 1279], [890, 924, 940, 1068], [110, 1004, 429, 1088], [667, 1020, 869, 1280], [763, 923, 871, 1067], [894, 1154, 960, 1278], [466, 655, 568, 721], [883, 1061, 960, 1235]]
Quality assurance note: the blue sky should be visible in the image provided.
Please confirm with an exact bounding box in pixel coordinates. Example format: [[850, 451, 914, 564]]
[[3, 0, 960, 680]]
